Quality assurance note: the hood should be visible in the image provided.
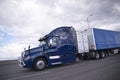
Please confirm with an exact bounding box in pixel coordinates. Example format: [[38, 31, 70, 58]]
[[29, 46, 43, 54], [23, 46, 44, 57]]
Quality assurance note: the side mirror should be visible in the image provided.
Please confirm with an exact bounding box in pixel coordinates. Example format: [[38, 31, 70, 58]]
[[24, 48, 26, 51], [28, 45, 31, 50]]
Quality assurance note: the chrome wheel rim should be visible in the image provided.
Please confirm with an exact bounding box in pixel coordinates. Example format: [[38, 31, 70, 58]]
[[102, 53, 105, 58], [36, 60, 45, 70], [96, 53, 99, 59]]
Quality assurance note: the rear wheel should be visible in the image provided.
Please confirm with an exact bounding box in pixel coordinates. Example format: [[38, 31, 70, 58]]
[[95, 53, 100, 60], [105, 51, 109, 57], [33, 58, 47, 71], [100, 52, 105, 58]]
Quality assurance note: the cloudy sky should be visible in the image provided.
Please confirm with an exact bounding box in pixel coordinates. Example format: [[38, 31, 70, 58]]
[[0, 0, 120, 60]]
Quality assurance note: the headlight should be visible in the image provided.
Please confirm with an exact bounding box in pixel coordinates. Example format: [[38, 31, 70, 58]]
[[24, 56, 30, 60]]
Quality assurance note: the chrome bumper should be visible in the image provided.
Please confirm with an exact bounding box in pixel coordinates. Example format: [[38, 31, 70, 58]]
[[18, 57, 25, 67]]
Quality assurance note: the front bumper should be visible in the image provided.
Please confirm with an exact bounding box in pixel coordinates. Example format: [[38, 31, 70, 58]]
[[18, 57, 25, 67], [18, 57, 33, 68]]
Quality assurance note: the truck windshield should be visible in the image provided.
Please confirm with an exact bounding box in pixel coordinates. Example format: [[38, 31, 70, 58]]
[[39, 40, 46, 46]]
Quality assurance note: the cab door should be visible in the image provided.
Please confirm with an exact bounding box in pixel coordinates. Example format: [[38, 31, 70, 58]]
[[46, 37, 63, 65]]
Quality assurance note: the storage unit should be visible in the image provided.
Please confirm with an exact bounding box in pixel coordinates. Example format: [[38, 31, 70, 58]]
[[76, 31, 89, 53], [88, 28, 120, 50]]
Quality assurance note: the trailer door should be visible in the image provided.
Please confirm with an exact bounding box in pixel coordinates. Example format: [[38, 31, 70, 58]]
[[76, 31, 89, 53]]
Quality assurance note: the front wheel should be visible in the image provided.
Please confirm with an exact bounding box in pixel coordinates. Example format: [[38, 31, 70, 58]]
[[33, 58, 47, 71]]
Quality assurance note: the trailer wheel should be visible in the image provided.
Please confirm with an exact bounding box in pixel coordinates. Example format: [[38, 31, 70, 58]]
[[105, 51, 109, 57], [107, 51, 112, 56], [100, 52, 105, 58], [95, 53, 100, 60], [33, 58, 47, 71]]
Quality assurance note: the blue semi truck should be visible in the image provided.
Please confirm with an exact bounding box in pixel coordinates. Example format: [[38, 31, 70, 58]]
[[18, 26, 120, 70]]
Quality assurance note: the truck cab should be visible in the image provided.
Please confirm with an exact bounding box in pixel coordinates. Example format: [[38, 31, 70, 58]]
[[18, 26, 77, 70]]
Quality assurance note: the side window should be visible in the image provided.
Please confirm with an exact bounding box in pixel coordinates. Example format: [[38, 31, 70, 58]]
[[48, 37, 58, 47]]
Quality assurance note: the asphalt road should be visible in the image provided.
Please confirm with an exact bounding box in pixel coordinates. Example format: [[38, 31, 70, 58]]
[[0, 54, 120, 80]]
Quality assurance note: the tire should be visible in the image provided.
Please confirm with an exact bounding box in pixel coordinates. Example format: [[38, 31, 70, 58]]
[[91, 52, 95, 59], [82, 54, 88, 60], [95, 53, 100, 60], [33, 58, 47, 71], [100, 52, 105, 58], [105, 51, 109, 57]]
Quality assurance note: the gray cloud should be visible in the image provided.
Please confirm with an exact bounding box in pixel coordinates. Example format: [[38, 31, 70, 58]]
[[0, 0, 120, 29]]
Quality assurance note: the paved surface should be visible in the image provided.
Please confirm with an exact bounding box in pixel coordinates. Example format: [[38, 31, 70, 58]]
[[0, 54, 120, 80]]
